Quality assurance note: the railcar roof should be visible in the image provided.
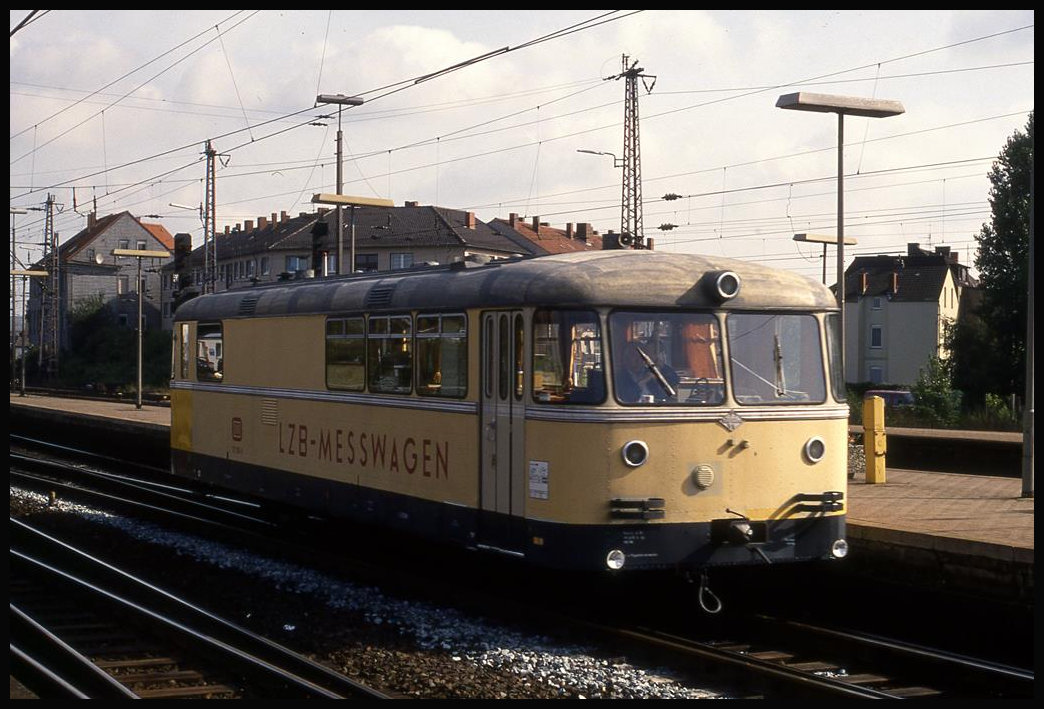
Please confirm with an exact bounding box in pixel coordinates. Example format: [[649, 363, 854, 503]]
[[173, 250, 836, 321]]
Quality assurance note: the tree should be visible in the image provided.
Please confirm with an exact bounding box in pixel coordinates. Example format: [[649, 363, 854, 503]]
[[913, 355, 959, 428], [970, 112, 1033, 397]]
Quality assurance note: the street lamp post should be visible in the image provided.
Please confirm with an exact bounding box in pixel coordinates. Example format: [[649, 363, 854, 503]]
[[776, 92, 904, 379], [10, 268, 47, 396], [114, 248, 170, 409], [10, 207, 27, 390], [316, 94, 365, 275], [793, 233, 858, 284], [310, 194, 395, 274]]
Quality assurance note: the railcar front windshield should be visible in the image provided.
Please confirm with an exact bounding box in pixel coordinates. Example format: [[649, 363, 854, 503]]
[[727, 313, 826, 404], [609, 311, 725, 405]]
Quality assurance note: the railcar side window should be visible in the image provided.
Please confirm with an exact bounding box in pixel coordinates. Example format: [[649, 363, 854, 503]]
[[416, 313, 467, 398], [326, 317, 366, 391], [727, 313, 825, 405], [532, 309, 604, 404], [610, 312, 725, 405], [196, 323, 223, 382], [824, 313, 845, 402], [368, 314, 413, 394]]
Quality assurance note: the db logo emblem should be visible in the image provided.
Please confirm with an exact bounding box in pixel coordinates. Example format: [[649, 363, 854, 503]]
[[231, 417, 242, 441]]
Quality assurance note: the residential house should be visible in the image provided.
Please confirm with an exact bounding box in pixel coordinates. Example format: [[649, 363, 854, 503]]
[[25, 211, 174, 368], [843, 242, 979, 386], [160, 203, 544, 329]]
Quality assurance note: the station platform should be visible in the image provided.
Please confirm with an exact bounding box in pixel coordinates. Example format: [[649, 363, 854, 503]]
[[9, 393, 1034, 605]]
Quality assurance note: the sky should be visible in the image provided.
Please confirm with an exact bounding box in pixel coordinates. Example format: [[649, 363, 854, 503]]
[[9, 10, 1035, 283]]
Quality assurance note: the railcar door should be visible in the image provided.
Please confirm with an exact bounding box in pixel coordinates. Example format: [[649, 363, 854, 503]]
[[479, 311, 526, 552]]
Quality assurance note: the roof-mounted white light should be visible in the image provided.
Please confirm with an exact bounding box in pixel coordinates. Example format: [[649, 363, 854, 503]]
[[703, 270, 741, 302]]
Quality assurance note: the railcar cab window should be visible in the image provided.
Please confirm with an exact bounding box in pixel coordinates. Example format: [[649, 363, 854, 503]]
[[196, 323, 224, 382], [610, 312, 725, 405], [416, 314, 467, 398], [368, 315, 413, 394], [727, 313, 825, 405], [824, 313, 845, 402], [326, 317, 366, 391], [532, 309, 605, 404]]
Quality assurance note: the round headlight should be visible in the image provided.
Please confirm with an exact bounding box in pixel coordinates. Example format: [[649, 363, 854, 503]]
[[804, 436, 826, 464], [606, 549, 626, 570], [622, 440, 649, 467], [831, 539, 849, 559]]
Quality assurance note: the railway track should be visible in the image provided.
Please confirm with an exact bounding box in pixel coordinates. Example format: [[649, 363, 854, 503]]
[[578, 615, 1034, 699], [9, 436, 1034, 699], [10, 517, 393, 699]]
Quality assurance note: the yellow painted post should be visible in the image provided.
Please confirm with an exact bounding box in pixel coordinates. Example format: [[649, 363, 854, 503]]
[[863, 395, 887, 483]]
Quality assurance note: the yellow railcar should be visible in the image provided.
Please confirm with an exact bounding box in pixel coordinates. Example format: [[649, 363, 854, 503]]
[[171, 250, 848, 573]]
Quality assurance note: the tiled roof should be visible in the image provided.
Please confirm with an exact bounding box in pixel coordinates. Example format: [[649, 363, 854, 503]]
[[490, 215, 604, 254], [187, 205, 543, 262], [140, 221, 175, 251], [844, 253, 953, 302]]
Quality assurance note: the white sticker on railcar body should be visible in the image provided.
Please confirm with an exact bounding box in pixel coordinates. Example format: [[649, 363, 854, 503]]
[[528, 460, 549, 500]]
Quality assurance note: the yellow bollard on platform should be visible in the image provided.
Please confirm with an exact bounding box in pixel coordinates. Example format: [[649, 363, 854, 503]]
[[863, 395, 887, 483]]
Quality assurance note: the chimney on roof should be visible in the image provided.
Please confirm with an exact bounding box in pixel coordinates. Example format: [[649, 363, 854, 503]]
[[531, 216, 540, 233], [88, 211, 97, 231], [271, 212, 278, 226], [646, 237, 655, 250], [566, 223, 574, 239], [466, 211, 476, 229], [281, 211, 289, 222], [244, 219, 254, 232], [257, 217, 267, 230], [908, 242, 921, 256], [405, 201, 419, 207], [225, 226, 230, 235], [509, 213, 518, 228], [576, 223, 589, 242], [935, 245, 953, 262]]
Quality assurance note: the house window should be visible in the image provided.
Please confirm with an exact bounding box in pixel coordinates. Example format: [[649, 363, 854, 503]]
[[390, 252, 414, 270], [86, 248, 96, 263], [872, 297, 882, 310], [117, 275, 129, 295], [136, 239, 147, 250], [118, 239, 130, 250], [870, 325, 883, 349], [286, 255, 308, 272], [869, 366, 884, 384], [260, 256, 270, 275], [355, 253, 378, 273], [246, 259, 255, 277]]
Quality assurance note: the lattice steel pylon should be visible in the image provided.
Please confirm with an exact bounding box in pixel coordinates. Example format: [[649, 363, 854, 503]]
[[203, 140, 217, 294], [42, 193, 59, 376], [614, 55, 656, 249]]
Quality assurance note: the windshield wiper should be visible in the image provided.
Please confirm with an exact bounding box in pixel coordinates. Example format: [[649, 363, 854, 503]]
[[636, 345, 677, 398], [773, 334, 786, 396]]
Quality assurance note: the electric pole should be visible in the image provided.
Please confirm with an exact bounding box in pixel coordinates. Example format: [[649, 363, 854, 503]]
[[42, 193, 60, 377], [612, 55, 656, 249], [203, 140, 217, 294]]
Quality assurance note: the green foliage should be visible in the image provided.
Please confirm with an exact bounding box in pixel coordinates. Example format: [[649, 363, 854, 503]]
[[58, 296, 171, 393], [912, 356, 960, 427], [971, 111, 1033, 397]]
